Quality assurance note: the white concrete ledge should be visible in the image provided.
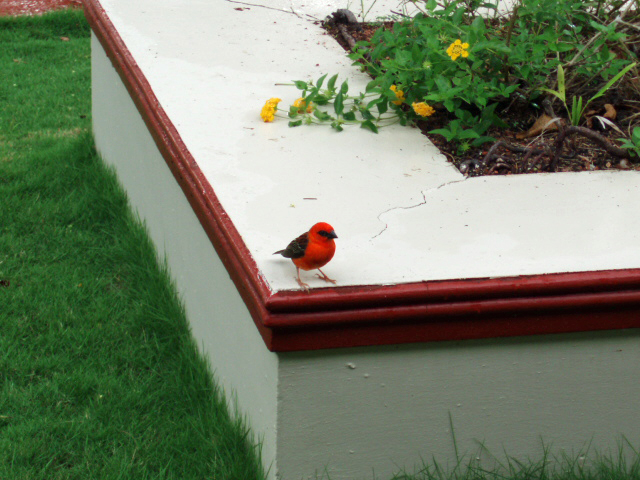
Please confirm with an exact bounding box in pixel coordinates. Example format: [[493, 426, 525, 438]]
[[85, 0, 640, 478], [88, 0, 640, 292]]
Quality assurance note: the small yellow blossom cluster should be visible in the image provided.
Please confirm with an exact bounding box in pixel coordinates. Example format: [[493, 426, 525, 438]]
[[389, 84, 435, 118], [293, 97, 315, 114], [260, 97, 281, 122], [446, 39, 470, 61], [390, 85, 405, 105], [412, 102, 435, 117]]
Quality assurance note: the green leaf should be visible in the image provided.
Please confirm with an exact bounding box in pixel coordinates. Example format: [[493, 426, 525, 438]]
[[366, 97, 384, 109], [314, 110, 332, 121], [519, 64, 531, 80], [589, 20, 608, 33], [452, 7, 465, 24], [288, 120, 302, 127], [479, 2, 497, 10], [471, 60, 484, 71], [316, 73, 328, 90], [327, 74, 339, 91], [548, 42, 574, 53], [411, 42, 424, 64], [360, 109, 374, 120], [557, 64, 566, 101], [458, 128, 481, 139], [556, 43, 575, 53], [589, 62, 636, 104], [538, 87, 563, 103], [343, 111, 356, 121], [472, 136, 496, 147], [348, 51, 365, 63], [377, 99, 388, 115], [340, 80, 349, 94], [501, 84, 518, 96], [451, 75, 471, 88], [435, 75, 452, 93], [428, 128, 455, 141], [334, 92, 344, 115], [360, 120, 379, 133], [293, 80, 308, 90], [443, 99, 456, 112], [365, 79, 380, 93], [471, 16, 486, 33], [570, 96, 583, 125], [395, 50, 412, 67], [312, 94, 330, 106], [304, 89, 318, 107], [455, 108, 474, 123], [425, 0, 437, 11]]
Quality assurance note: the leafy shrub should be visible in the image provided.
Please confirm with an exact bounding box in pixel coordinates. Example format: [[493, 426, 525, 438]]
[[347, 0, 634, 146], [274, 0, 639, 155]]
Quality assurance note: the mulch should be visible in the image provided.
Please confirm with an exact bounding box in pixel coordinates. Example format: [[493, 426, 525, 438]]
[[0, 0, 82, 16]]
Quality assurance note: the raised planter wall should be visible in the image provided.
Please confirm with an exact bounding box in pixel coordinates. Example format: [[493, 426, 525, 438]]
[[86, 0, 640, 478], [90, 33, 281, 466]]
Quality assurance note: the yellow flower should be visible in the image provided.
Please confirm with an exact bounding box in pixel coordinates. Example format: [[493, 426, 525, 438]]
[[390, 85, 405, 105], [260, 97, 281, 122], [446, 39, 470, 61], [412, 102, 435, 117], [293, 97, 314, 113]]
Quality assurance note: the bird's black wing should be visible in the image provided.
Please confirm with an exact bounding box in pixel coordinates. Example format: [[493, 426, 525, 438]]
[[273, 232, 308, 258]]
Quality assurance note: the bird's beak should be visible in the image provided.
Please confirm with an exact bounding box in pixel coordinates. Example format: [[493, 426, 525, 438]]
[[328, 230, 338, 239]]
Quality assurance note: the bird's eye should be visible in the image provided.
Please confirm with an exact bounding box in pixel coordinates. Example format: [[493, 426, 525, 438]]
[[319, 230, 329, 237]]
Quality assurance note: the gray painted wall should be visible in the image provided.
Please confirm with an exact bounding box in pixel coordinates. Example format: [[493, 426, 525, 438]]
[[278, 330, 640, 479]]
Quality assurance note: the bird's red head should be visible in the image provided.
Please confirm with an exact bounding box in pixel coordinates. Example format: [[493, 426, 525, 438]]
[[309, 222, 338, 243]]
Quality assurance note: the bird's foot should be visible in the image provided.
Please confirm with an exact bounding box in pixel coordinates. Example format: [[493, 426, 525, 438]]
[[315, 269, 337, 284], [296, 277, 310, 292]]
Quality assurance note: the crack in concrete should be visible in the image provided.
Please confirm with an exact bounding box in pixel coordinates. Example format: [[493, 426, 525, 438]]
[[372, 177, 468, 239], [224, 0, 322, 20]]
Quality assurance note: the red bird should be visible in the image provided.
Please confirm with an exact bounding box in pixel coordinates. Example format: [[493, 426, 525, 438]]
[[274, 222, 338, 291]]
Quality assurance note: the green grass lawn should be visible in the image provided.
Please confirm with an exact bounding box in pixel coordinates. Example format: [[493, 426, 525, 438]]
[[0, 10, 264, 480]]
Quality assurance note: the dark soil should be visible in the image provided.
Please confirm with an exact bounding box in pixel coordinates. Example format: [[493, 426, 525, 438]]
[[322, 15, 640, 176]]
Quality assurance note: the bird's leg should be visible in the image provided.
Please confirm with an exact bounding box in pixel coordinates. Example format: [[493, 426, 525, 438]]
[[315, 268, 337, 284], [295, 267, 310, 292]]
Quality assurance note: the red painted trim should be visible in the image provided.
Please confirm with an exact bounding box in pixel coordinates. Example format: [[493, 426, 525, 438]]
[[265, 269, 640, 313], [84, 0, 640, 352], [265, 289, 640, 328], [268, 308, 640, 352], [83, 0, 275, 351]]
